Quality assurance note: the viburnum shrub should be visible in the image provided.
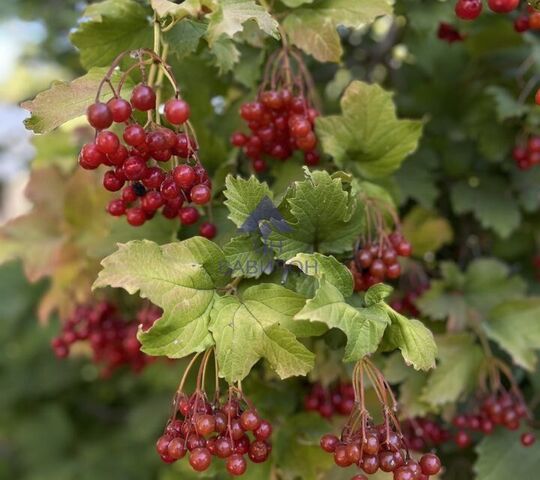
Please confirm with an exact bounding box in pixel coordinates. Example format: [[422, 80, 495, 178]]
[[4, 0, 540, 478]]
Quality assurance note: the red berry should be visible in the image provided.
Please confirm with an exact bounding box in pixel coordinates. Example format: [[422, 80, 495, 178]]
[[248, 440, 269, 463], [167, 437, 186, 460], [123, 124, 146, 146], [131, 84, 156, 111], [156, 435, 172, 456], [419, 453, 442, 475], [160, 177, 180, 200], [396, 241, 412, 257], [455, 430, 471, 448], [123, 156, 147, 180], [107, 199, 126, 216], [296, 131, 317, 151], [174, 133, 198, 158], [189, 447, 211, 472], [521, 432, 536, 447], [195, 414, 216, 436], [143, 167, 166, 190], [146, 131, 168, 152], [386, 262, 402, 279], [304, 151, 320, 166], [173, 164, 197, 189], [103, 170, 124, 192], [252, 158, 267, 173], [231, 132, 248, 146], [191, 184, 211, 205], [334, 445, 352, 467], [290, 116, 312, 138], [240, 410, 261, 431], [254, 420, 272, 441], [107, 97, 132, 123], [79, 143, 105, 169], [141, 191, 164, 213], [487, 0, 519, 14], [96, 130, 120, 154], [515, 16, 530, 32], [164, 98, 190, 124], [455, 0, 483, 20], [226, 454, 247, 476], [126, 207, 146, 226], [179, 207, 199, 225], [108, 144, 128, 166], [199, 222, 217, 239], [87, 102, 113, 129]]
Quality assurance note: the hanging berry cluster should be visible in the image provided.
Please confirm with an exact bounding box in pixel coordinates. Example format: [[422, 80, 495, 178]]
[[349, 198, 412, 291], [79, 49, 215, 236], [512, 135, 540, 170], [451, 359, 535, 449], [320, 359, 442, 480], [156, 350, 272, 476], [51, 301, 161, 376], [304, 382, 355, 418], [231, 47, 321, 173]]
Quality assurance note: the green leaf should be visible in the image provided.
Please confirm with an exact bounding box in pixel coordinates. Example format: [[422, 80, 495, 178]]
[[208, 36, 241, 73], [282, 0, 391, 63], [450, 176, 521, 238], [395, 149, 439, 208], [364, 283, 393, 306], [512, 167, 540, 213], [295, 281, 390, 362], [151, 0, 215, 19], [401, 207, 454, 257], [165, 19, 207, 60], [223, 174, 273, 228], [485, 298, 540, 372], [286, 252, 354, 296], [475, 427, 540, 480], [263, 169, 364, 260], [421, 334, 483, 408], [93, 238, 229, 358], [209, 284, 314, 382], [206, 0, 279, 45], [383, 306, 437, 371], [317, 81, 423, 179], [486, 86, 530, 121], [70, 0, 153, 69], [281, 0, 316, 6], [21, 68, 130, 134], [222, 234, 274, 279]]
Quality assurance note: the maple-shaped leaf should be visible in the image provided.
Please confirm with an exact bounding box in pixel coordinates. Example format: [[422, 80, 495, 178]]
[[94, 238, 229, 358], [283, 0, 391, 63], [261, 169, 364, 260], [317, 81, 423, 179], [209, 284, 314, 382]]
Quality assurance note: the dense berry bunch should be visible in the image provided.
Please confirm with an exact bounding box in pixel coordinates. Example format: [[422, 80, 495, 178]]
[[79, 50, 216, 236], [156, 388, 272, 475], [401, 418, 451, 452], [512, 135, 540, 170], [231, 89, 320, 172], [303, 382, 355, 418], [320, 359, 442, 479], [452, 390, 535, 448], [437, 23, 465, 43], [350, 232, 412, 292], [51, 301, 161, 376]]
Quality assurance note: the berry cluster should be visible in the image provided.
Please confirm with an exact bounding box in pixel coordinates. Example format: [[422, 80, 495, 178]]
[[51, 301, 161, 376], [231, 49, 320, 172], [350, 232, 412, 292], [320, 359, 442, 480], [452, 391, 535, 448], [303, 382, 355, 418], [156, 388, 272, 475], [512, 136, 540, 170], [401, 418, 451, 452], [455, 0, 521, 20], [437, 23, 465, 43], [79, 49, 216, 236]]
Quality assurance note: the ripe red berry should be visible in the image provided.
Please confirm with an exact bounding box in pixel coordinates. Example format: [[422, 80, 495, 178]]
[[107, 199, 126, 216], [123, 156, 147, 180], [487, 0, 519, 14], [131, 84, 156, 111], [107, 97, 132, 123], [167, 437, 186, 460], [240, 410, 261, 432], [172, 164, 196, 189], [141, 191, 164, 213], [160, 177, 180, 200], [96, 130, 120, 154], [248, 440, 269, 463], [455, 0, 483, 20], [179, 206, 200, 225], [231, 132, 248, 147], [189, 447, 212, 472], [123, 124, 146, 146], [156, 435, 172, 456], [515, 16, 530, 32], [103, 170, 124, 192], [108, 145, 128, 166], [191, 184, 211, 205], [79, 143, 105, 169], [126, 207, 146, 226], [521, 432, 536, 447], [143, 167, 166, 190], [164, 98, 191, 124], [195, 414, 216, 436], [254, 420, 272, 441], [87, 102, 113, 129], [455, 430, 471, 448], [419, 453, 442, 475], [199, 222, 217, 239], [226, 454, 247, 476], [304, 151, 320, 166], [146, 131, 167, 152]]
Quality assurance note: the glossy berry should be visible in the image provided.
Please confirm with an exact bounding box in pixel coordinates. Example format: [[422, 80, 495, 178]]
[[131, 84, 156, 111], [107, 97, 132, 123], [96, 130, 120, 154], [126, 207, 146, 226], [103, 170, 124, 191], [79, 143, 105, 169], [167, 437, 186, 460], [419, 453, 442, 475], [455, 0, 483, 20], [123, 124, 146, 146], [179, 207, 200, 225], [226, 454, 247, 476], [231, 132, 248, 147], [173, 164, 196, 189], [191, 184, 211, 205], [87, 102, 113, 129], [255, 420, 272, 440], [189, 448, 211, 472], [164, 98, 190, 124], [248, 440, 269, 463], [487, 0, 519, 14], [240, 410, 261, 432], [107, 199, 125, 216], [199, 222, 217, 239], [521, 432, 536, 447]]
